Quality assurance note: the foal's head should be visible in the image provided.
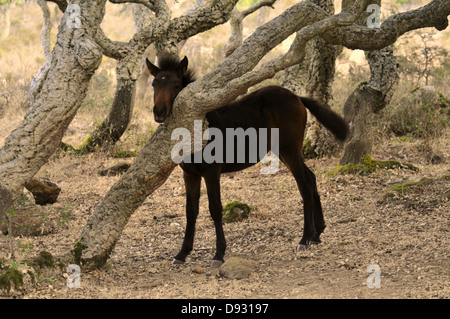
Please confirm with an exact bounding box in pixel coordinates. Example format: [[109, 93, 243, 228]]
[[146, 55, 195, 123]]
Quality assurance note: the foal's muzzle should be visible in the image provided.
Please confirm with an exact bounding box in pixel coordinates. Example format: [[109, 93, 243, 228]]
[[153, 105, 168, 123]]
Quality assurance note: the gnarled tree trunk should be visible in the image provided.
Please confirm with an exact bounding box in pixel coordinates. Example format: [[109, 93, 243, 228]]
[[339, 0, 399, 165]]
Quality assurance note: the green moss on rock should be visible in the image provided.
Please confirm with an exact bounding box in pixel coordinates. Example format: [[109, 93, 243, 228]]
[[115, 150, 138, 158], [0, 268, 24, 294], [71, 242, 87, 266], [329, 154, 418, 176], [387, 177, 433, 193], [222, 201, 254, 223], [33, 251, 55, 269], [76, 135, 94, 153], [71, 242, 113, 270]]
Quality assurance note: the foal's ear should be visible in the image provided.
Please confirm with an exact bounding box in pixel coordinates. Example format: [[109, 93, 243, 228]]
[[146, 58, 159, 77], [178, 56, 188, 76]]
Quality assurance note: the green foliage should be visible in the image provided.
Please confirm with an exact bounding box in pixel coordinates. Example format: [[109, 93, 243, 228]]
[[395, 0, 409, 5], [71, 242, 87, 266], [76, 135, 94, 153]]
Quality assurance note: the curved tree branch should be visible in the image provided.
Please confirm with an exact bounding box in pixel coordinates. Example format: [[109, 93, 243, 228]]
[[94, 27, 130, 59], [322, 0, 450, 50], [224, 0, 277, 57]]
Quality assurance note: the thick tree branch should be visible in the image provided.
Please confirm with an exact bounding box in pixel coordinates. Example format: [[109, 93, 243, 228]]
[[94, 27, 130, 60], [242, 0, 276, 17], [322, 0, 450, 50], [15, 0, 445, 268]]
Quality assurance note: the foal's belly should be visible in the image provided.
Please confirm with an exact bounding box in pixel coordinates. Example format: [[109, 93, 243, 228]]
[[180, 150, 266, 176]]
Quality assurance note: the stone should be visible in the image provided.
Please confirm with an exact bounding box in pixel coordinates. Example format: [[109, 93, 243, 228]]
[[25, 178, 61, 205], [98, 162, 131, 176], [219, 257, 258, 280]]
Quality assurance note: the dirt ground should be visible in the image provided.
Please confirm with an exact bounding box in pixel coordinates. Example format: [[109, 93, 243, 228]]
[[0, 135, 449, 300]]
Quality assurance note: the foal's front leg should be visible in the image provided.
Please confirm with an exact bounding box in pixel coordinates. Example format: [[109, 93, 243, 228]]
[[173, 171, 201, 264]]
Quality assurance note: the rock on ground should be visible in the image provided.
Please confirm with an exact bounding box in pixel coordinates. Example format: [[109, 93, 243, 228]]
[[219, 257, 259, 280]]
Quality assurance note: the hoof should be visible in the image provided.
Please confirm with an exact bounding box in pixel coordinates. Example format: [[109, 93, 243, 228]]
[[171, 259, 185, 265], [210, 260, 224, 268], [297, 244, 309, 251]]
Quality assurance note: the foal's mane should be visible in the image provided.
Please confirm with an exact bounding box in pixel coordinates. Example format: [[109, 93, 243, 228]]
[[157, 55, 196, 87]]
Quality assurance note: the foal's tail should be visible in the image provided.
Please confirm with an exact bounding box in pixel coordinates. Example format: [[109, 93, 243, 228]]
[[300, 97, 349, 142]]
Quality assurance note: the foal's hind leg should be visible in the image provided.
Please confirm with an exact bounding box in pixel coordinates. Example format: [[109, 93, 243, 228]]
[[173, 171, 201, 264], [280, 152, 318, 250], [305, 165, 326, 242]]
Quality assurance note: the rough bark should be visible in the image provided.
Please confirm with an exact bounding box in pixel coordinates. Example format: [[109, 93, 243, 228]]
[[0, 0, 241, 227], [75, 0, 449, 269], [321, 0, 449, 50], [134, 3, 156, 103]]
